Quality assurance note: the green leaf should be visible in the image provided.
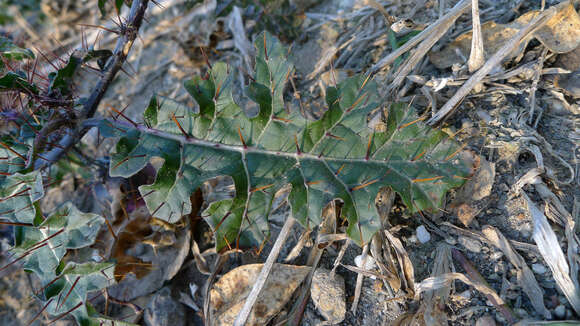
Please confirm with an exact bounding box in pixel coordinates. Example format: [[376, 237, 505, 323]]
[[0, 138, 29, 182], [97, 0, 107, 16], [0, 71, 39, 94], [115, 0, 124, 13], [0, 171, 44, 224], [102, 31, 473, 251], [0, 36, 34, 69], [9, 202, 112, 322], [48, 54, 81, 96]]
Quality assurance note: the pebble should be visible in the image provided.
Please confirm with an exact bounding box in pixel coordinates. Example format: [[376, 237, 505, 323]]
[[144, 287, 186, 326], [458, 236, 482, 253], [490, 251, 504, 260], [311, 268, 346, 325], [475, 314, 496, 326], [354, 255, 374, 269], [458, 290, 472, 300], [554, 305, 566, 319], [532, 263, 547, 274], [416, 225, 431, 243]]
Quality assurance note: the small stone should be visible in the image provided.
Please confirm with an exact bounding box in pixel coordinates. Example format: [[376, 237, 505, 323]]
[[488, 273, 500, 280], [476, 314, 496, 326], [144, 287, 186, 326], [416, 225, 431, 243], [458, 236, 482, 253], [532, 263, 547, 274], [458, 290, 472, 300], [490, 251, 504, 260], [554, 305, 566, 319], [311, 268, 346, 325], [354, 255, 376, 280], [354, 254, 376, 270]]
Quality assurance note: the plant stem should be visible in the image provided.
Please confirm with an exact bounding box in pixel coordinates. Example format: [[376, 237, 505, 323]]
[[31, 0, 150, 170]]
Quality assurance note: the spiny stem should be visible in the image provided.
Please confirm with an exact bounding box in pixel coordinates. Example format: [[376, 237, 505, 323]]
[[31, 0, 151, 171]]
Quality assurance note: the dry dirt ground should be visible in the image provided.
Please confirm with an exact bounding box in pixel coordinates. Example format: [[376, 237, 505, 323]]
[[1, 0, 579, 325]]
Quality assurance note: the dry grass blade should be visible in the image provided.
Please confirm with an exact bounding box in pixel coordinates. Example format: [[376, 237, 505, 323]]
[[284, 229, 312, 262], [422, 242, 454, 325], [415, 272, 505, 308], [234, 216, 296, 326], [482, 225, 551, 319], [452, 248, 517, 323], [389, 0, 471, 90], [427, 3, 567, 125], [350, 244, 369, 315], [371, 0, 471, 72], [523, 192, 580, 315], [287, 201, 340, 326], [467, 0, 484, 72]]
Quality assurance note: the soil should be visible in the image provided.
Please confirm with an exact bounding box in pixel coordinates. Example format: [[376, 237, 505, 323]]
[[0, 0, 579, 325]]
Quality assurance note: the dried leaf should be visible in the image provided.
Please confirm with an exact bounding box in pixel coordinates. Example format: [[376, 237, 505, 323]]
[[385, 230, 415, 296], [431, 3, 580, 69], [523, 192, 580, 315], [482, 225, 551, 319], [210, 263, 309, 326], [415, 272, 504, 306]]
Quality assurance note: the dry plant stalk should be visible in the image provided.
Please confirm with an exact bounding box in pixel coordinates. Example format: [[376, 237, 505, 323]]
[[371, 0, 471, 72], [482, 225, 551, 319], [427, 3, 564, 125], [234, 216, 296, 326], [524, 192, 580, 315], [467, 0, 485, 72]]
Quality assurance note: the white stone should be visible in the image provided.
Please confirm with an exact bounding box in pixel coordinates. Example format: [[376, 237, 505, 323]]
[[354, 255, 376, 280], [531, 263, 547, 274], [458, 290, 472, 300], [416, 225, 431, 243], [554, 305, 566, 319]]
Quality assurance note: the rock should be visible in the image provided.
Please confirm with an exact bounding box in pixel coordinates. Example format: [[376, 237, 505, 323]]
[[458, 236, 482, 253], [490, 251, 504, 260], [144, 287, 186, 326], [458, 290, 472, 300], [416, 225, 431, 243], [475, 314, 496, 326], [311, 268, 346, 325], [531, 263, 547, 274], [354, 254, 376, 270], [554, 305, 566, 319], [354, 255, 376, 280]]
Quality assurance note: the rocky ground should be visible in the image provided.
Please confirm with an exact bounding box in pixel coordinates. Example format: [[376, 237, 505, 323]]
[[1, 0, 579, 325]]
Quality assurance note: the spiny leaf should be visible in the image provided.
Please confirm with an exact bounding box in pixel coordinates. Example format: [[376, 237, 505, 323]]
[[0, 138, 29, 182], [102, 31, 473, 251], [0, 36, 34, 69], [9, 202, 113, 322], [0, 170, 44, 224], [0, 71, 39, 94], [48, 54, 81, 96]]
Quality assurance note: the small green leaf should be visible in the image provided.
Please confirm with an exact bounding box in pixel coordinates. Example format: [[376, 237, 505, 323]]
[[0, 171, 44, 224], [0, 36, 34, 63], [48, 54, 81, 96], [97, 0, 107, 16], [9, 203, 111, 322], [0, 71, 39, 94], [115, 0, 124, 13]]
